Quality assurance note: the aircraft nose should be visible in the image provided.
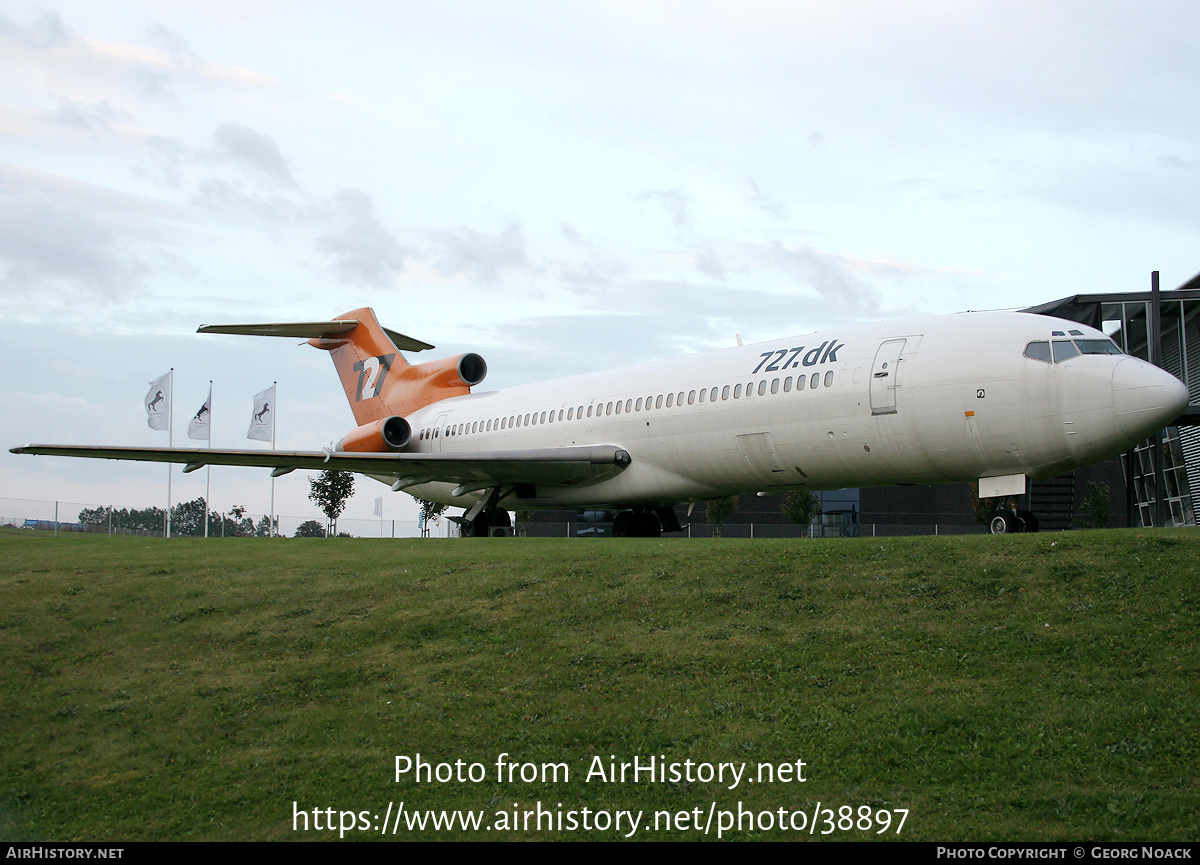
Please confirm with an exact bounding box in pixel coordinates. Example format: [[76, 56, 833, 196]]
[[1112, 358, 1192, 439]]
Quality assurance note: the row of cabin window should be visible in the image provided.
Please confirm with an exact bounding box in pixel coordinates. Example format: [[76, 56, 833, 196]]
[[417, 369, 837, 441]]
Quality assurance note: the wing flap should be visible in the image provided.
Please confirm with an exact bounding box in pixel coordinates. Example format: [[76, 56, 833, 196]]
[[10, 445, 630, 488]]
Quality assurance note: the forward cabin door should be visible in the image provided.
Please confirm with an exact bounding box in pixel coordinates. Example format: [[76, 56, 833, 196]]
[[870, 339, 908, 416], [431, 411, 449, 452]]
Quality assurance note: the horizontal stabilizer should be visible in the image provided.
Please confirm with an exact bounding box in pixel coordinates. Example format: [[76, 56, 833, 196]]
[[197, 321, 434, 352], [11, 444, 631, 489]]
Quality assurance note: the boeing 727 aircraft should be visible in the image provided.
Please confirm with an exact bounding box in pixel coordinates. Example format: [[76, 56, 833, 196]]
[[11, 307, 1191, 536]]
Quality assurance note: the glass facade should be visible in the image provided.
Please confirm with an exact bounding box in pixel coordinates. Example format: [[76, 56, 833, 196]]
[[1028, 288, 1200, 527]]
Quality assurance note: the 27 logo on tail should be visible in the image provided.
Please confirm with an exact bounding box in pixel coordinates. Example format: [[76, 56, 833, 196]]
[[353, 353, 395, 401]]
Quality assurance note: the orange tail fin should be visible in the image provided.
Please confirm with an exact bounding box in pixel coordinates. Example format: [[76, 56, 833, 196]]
[[311, 307, 486, 425], [199, 307, 486, 427]]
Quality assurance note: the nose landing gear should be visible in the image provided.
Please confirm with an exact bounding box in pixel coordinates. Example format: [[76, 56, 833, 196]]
[[989, 505, 1039, 534]]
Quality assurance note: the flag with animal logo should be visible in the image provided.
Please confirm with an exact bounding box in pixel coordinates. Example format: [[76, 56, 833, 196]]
[[247, 385, 275, 442], [145, 372, 171, 431], [188, 385, 212, 441]]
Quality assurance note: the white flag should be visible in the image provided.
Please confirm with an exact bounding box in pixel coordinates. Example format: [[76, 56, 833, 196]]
[[248, 385, 275, 442], [145, 372, 170, 431], [373, 496, 383, 517], [188, 386, 212, 441]]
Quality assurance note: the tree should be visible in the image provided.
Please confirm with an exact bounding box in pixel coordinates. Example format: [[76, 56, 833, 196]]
[[79, 506, 165, 534], [209, 504, 254, 537], [783, 491, 822, 531], [415, 498, 448, 537], [294, 520, 327, 538], [417, 498, 448, 523], [705, 496, 738, 537], [308, 470, 355, 536], [78, 506, 108, 527], [169, 498, 204, 536], [966, 481, 1001, 526], [1079, 481, 1111, 528]]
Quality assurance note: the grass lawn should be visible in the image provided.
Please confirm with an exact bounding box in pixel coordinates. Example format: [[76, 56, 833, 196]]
[[0, 528, 1196, 841]]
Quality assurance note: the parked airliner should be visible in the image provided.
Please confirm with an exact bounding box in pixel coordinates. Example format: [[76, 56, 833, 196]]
[[12, 307, 1191, 536]]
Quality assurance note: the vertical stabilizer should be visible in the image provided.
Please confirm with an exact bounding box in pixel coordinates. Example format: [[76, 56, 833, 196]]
[[199, 308, 485, 426], [313, 307, 487, 423], [310, 307, 411, 426]]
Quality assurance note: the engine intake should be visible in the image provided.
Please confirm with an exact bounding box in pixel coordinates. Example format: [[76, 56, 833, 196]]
[[456, 352, 487, 387], [337, 415, 411, 452]]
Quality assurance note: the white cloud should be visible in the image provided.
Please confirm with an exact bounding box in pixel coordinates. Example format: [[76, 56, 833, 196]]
[[213, 123, 295, 187], [0, 8, 71, 51], [316, 188, 407, 287], [426, 221, 530, 282]]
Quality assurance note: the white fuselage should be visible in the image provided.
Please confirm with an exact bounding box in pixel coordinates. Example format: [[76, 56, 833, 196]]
[[391, 312, 1190, 510]]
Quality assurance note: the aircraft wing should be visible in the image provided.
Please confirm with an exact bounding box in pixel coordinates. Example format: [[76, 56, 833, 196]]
[[8, 444, 631, 489]]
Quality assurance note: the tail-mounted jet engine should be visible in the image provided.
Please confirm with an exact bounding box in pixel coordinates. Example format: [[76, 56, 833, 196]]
[[411, 352, 487, 389], [336, 415, 412, 452]]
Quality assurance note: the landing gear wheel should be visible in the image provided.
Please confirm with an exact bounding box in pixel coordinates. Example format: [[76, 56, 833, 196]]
[[468, 506, 511, 537], [613, 509, 661, 537], [612, 511, 635, 537], [1016, 510, 1039, 533], [633, 510, 662, 538], [990, 512, 1016, 534]]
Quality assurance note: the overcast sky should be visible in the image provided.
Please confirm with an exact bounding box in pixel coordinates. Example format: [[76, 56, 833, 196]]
[[3, 0, 1199, 531]]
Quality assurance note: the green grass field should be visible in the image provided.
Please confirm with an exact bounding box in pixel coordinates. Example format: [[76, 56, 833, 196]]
[[0, 527, 1196, 841]]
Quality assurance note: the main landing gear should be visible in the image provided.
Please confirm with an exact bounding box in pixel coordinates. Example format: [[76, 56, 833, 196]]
[[457, 488, 513, 537], [469, 508, 511, 537], [611, 507, 682, 538]]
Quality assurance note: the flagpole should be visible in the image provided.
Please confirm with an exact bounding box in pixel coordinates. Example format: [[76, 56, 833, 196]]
[[204, 381, 212, 538], [166, 368, 173, 538], [248, 383, 277, 537], [270, 380, 277, 537]]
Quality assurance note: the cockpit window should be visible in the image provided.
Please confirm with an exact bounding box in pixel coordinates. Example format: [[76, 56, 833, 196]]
[[1027, 337, 1124, 364], [1024, 341, 1051, 362], [1051, 340, 1081, 362], [1075, 339, 1122, 355]]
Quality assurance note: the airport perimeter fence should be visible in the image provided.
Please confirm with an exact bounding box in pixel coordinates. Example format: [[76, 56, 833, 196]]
[[521, 521, 986, 538], [0, 497, 445, 539], [3, 497, 985, 540]]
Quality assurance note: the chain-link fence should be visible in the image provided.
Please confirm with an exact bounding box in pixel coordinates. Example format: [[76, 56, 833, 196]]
[[0, 497, 456, 539], [4, 497, 983, 540]]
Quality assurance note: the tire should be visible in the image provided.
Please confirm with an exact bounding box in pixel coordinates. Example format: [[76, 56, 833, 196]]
[[990, 512, 1016, 534], [634, 511, 662, 538], [1016, 510, 1039, 533], [612, 511, 635, 537]]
